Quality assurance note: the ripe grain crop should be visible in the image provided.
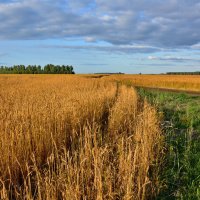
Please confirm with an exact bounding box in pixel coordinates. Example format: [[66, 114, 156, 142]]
[[102, 74, 200, 92], [0, 75, 163, 200]]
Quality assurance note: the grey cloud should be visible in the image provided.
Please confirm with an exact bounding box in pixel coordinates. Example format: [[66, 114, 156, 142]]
[[0, 53, 8, 57], [41, 44, 163, 54], [0, 0, 98, 39], [148, 55, 200, 62], [0, 0, 200, 49], [135, 63, 173, 67]]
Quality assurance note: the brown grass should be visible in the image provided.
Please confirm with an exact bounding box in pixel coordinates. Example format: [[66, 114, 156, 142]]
[[0, 75, 163, 199]]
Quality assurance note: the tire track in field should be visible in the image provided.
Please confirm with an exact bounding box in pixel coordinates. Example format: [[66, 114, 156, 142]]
[[100, 81, 120, 136]]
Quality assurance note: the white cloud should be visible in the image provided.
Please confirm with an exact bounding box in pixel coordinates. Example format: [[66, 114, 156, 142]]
[[148, 56, 157, 60], [191, 43, 200, 49], [84, 36, 96, 42]]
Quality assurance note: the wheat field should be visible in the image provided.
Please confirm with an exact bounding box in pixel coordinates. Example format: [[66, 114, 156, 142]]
[[0, 75, 162, 200], [100, 74, 200, 92]]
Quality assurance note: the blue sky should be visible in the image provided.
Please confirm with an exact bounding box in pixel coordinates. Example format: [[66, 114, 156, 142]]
[[0, 0, 200, 74]]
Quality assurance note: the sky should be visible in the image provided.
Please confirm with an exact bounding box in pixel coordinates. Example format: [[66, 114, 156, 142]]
[[0, 0, 200, 74]]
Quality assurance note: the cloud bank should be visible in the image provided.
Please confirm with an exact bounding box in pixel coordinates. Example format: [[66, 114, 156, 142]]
[[0, 0, 200, 50]]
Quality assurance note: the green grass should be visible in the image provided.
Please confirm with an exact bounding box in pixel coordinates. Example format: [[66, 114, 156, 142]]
[[138, 88, 200, 200]]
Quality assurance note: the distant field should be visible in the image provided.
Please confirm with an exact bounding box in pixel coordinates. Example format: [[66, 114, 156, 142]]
[[99, 74, 200, 92], [0, 75, 162, 200]]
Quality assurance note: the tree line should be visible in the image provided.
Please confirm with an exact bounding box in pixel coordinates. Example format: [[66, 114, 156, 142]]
[[0, 64, 75, 74], [166, 72, 200, 75]]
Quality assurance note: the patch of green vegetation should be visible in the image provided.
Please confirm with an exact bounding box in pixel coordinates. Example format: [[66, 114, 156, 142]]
[[138, 88, 200, 200]]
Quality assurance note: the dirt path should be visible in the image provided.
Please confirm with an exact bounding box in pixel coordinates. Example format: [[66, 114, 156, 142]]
[[135, 86, 200, 96]]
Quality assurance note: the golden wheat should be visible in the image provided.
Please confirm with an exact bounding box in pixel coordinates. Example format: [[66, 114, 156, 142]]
[[0, 75, 162, 200]]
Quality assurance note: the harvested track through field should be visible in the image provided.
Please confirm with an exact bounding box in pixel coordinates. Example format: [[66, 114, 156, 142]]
[[100, 81, 120, 135]]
